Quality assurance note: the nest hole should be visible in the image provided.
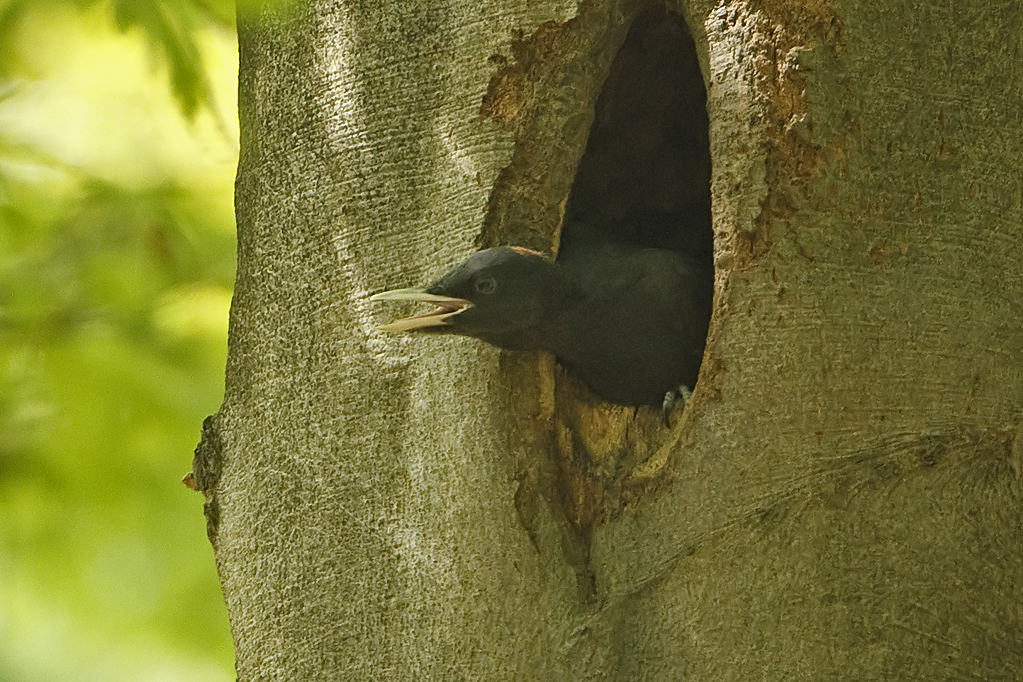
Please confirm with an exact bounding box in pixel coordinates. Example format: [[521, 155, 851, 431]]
[[560, 3, 712, 269]]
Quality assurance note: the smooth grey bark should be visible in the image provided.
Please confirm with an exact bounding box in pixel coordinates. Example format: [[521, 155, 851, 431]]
[[202, 0, 1023, 679]]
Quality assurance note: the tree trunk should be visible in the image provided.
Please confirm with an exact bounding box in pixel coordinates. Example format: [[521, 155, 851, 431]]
[[199, 0, 1023, 678]]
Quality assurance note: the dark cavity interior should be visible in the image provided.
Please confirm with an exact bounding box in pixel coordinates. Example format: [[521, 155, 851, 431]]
[[559, 3, 712, 269]]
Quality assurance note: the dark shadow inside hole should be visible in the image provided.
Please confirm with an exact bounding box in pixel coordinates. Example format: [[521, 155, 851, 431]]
[[560, 4, 712, 268]]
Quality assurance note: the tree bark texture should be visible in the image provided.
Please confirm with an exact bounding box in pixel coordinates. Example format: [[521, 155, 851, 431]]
[[206, 0, 1023, 678]]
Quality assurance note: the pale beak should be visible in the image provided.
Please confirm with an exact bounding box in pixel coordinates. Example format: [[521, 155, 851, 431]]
[[369, 289, 473, 331]]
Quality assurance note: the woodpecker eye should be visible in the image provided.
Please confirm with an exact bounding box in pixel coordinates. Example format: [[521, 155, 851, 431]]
[[474, 275, 497, 294]]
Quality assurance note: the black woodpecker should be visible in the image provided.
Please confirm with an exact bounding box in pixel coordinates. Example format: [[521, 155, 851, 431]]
[[371, 242, 712, 407]]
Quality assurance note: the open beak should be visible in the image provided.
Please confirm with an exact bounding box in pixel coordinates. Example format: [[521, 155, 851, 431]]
[[369, 288, 473, 332]]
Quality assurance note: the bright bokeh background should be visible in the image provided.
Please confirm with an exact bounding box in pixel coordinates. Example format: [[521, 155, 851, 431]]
[[0, 0, 238, 679]]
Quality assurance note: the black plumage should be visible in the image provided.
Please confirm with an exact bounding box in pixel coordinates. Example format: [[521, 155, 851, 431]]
[[371, 241, 712, 407]]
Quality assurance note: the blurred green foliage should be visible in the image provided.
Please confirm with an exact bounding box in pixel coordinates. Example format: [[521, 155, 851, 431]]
[[0, 0, 235, 116], [0, 1, 237, 680]]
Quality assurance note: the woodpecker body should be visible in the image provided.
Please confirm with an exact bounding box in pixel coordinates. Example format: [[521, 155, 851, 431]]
[[372, 243, 711, 406]]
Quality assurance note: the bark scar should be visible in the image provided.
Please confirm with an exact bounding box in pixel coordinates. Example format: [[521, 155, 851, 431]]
[[184, 413, 224, 547]]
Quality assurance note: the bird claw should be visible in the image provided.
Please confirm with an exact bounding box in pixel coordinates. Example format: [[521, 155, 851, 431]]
[[661, 385, 693, 426]]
